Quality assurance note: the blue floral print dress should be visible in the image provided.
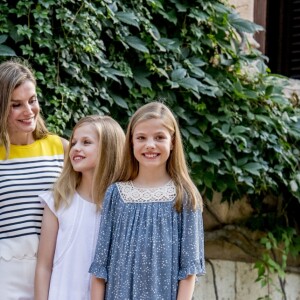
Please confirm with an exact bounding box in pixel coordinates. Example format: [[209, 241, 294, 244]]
[[89, 181, 205, 300]]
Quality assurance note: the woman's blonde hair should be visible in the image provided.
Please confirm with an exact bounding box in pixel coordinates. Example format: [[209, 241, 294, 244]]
[[117, 101, 203, 211], [0, 59, 49, 158], [53, 115, 125, 210]]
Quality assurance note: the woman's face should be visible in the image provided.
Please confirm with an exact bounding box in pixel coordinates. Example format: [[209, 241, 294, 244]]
[[7, 80, 40, 141]]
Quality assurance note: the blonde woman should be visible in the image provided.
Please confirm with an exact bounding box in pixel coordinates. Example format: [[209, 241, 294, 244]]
[[0, 59, 68, 299]]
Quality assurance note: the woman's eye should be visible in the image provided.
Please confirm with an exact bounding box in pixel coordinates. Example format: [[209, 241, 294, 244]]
[[12, 104, 20, 108], [30, 99, 37, 104]]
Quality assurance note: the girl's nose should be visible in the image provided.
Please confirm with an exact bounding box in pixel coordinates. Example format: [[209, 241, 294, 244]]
[[72, 143, 81, 151], [146, 139, 155, 149]]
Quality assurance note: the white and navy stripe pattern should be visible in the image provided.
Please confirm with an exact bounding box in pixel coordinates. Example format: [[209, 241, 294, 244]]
[[0, 155, 63, 240]]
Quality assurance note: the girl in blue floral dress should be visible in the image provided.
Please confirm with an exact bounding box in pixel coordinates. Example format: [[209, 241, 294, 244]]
[[89, 102, 205, 300]]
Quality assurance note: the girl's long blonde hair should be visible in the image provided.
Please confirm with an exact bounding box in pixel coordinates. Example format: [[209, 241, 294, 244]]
[[0, 59, 49, 159], [53, 115, 125, 211], [117, 101, 203, 212]]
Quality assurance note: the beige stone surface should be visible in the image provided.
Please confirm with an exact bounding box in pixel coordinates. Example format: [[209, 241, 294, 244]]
[[229, 0, 254, 21], [193, 260, 300, 300]]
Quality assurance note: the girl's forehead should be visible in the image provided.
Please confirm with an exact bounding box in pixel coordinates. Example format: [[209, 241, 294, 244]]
[[74, 123, 98, 135], [134, 118, 163, 127], [133, 118, 172, 134]]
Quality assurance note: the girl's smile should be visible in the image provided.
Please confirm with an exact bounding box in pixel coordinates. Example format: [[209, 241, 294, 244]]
[[132, 118, 173, 171]]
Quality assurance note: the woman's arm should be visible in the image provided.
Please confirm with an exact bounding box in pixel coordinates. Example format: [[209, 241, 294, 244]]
[[91, 276, 105, 300], [177, 274, 196, 300], [34, 205, 58, 300]]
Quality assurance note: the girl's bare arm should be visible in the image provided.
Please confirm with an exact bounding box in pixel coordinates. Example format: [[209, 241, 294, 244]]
[[91, 276, 105, 300], [34, 205, 58, 300], [177, 274, 196, 300]]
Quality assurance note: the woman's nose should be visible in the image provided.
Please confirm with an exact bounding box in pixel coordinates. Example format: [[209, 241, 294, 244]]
[[23, 103, 32, 115]]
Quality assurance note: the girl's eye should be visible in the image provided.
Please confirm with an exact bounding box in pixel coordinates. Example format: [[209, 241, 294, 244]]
[[136, 136, 144, 140], [12, 103, 20, 108], [84, 140, 92, 145], [156, 136, 165, 140]]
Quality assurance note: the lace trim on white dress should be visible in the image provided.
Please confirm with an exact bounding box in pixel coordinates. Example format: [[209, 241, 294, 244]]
[[116, 180, 176, 203]]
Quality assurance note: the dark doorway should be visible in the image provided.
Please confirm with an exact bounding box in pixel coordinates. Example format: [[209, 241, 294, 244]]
[[262, 0, 300, 78]]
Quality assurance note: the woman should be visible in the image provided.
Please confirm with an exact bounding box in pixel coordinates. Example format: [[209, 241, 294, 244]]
[[0, 59, 68, 300]]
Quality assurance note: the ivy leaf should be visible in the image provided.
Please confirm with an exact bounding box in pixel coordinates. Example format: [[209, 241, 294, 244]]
[[243, 163, 263, 176], [0, 44, 16, 56], [159, 9, 177, 24], [0, 34, 8, 44], [178, 77, 201, 92], [237, 175, 254, 188], [189, 152, 201, 163], [157, 38, 180, 52], [203, 172, 214, 188], [255, 115, 275, 126], [198, 140, 210, 152], [111, 94, 128, 109], [187, 126, 201, 136], [115, 12, 140, 28], [230, 126, 249, 135], [133, 75, 152, 88], [171, 68, 187, 81], [190, 66, 205, 78], [188, 9, 209, 23], [189, 137, 209, 152], [149, 25, 161, 40], [205, 114, 219, 125], [265, 85, 274, 97], [203, 151, 225, 166], [189, 57, 206, 67], [125, 36, 149, 53], [229, 14, 263, 33]]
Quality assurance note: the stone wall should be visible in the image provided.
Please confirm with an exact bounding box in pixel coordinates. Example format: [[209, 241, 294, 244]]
[[229, 0, 254, 21], [193, 260, 300, 300]]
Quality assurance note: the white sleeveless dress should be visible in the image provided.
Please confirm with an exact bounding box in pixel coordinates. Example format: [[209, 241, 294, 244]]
[[40, 191, 101, 300]]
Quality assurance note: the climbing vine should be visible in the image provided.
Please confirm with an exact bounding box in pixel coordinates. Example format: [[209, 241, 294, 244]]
[[0, 0, 299, 294]]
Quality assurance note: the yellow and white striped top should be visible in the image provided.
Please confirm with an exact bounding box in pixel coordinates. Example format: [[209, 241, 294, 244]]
[[0, 134, 64, 260]]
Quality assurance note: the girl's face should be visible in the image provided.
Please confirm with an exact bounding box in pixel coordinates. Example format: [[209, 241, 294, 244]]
[[7, 80, 40, 142], [69, 124, 99, 175], [132, 118, 173, 172]]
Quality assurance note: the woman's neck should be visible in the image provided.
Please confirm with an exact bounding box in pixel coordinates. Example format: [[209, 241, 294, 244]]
[[9, 133, 35, 145]]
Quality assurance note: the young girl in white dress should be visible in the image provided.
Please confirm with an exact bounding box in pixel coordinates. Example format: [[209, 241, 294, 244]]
[[34, 115, 125, 300], [89, 102, 205, 300]]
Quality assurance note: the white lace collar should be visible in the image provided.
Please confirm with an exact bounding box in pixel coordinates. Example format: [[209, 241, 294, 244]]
[[116, 181, 176, 203]]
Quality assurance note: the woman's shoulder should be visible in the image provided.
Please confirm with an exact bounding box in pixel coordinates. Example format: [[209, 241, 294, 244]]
[[40, 134, 67, 156]]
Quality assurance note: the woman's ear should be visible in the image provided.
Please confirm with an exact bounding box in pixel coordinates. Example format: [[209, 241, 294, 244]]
[[170, 136, 174, 150]]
